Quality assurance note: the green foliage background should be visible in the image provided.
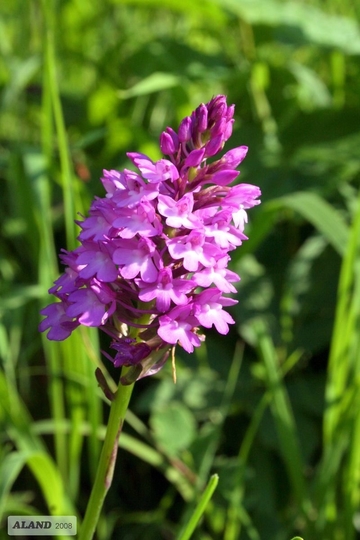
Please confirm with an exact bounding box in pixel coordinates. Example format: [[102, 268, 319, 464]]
[[1, 0, 360, 539]]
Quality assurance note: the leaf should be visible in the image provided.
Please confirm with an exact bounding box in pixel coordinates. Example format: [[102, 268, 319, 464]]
[[215, 0, 360, 54], [0, 449, 75, 518], [110, 0, 225, 23], [252, 319, 310, 513], [150, 401, 197, 456], [0, 451, 30, 520], [270, 191, 349, 256], [26, 452, 71, 515], [118, 72, 182, 99], [2, 55, 41, 107], [289, 62, 332, 110]]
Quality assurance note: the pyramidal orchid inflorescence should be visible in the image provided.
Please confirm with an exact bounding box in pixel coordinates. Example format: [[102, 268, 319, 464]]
[[39, 95, 261, 384]]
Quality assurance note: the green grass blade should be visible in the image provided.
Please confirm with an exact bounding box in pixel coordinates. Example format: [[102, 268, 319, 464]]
[[252, 319, 311, 518], [24, 146, 69, 481], [32, 418, 194, 501], [196, 342, 244, 486], [41, 0, 76, 249], [320, 187, 360, 539], [224, 391, 268, 540], [38, 0, 103, 496], [324, 188, 360, 442], [61, 331, 102, 498], [38, 3, 69, 481], [0, 451, 30, 521], [26, 451, 75, 516], [176, 474, 219, 540], [0, 371, 75, 517], [271, 191, 349, 256]]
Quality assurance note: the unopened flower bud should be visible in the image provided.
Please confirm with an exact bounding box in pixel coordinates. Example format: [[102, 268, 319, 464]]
[[204, 136, 224, 157], [196, 104, 208, 133], [184, 148, 206, 168], [222, 146, 248, 168], [160, 131, 175, 155], [178, 116, 192, 142]]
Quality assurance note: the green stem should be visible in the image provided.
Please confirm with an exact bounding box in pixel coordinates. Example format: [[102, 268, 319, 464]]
[[78, 369, 134, 540]]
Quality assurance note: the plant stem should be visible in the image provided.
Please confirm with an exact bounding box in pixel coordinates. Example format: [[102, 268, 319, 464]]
[[78, 370, 134, 540]]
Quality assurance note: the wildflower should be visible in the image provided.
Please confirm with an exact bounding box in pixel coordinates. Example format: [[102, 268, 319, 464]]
[[39, 95, 261, 382]]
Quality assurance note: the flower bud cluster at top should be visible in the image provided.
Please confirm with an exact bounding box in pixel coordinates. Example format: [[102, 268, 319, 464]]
[[39, 95, 261, 381]]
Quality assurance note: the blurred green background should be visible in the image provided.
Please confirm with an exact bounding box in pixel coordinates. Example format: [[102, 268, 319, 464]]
[[1, 0, 360, 539]]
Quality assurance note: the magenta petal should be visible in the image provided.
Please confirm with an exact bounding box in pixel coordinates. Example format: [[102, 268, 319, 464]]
[[39, 303, 78, 341], [211, 170, 239, 186], [222, 146, 248, 167], [66, 289, 108, 327], [184, 148, 205, 168]]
